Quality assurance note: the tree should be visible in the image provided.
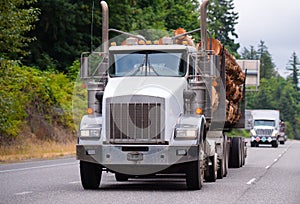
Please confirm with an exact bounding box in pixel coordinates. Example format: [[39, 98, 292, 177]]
[[240, 46, 258, 60], [165, 0, 199, 32], [0, 0, 39, 60], [25, 0, 200, 71], [206, 0, 239, 55], [286, 52, 300, 91], [257, 40, 276, 79]]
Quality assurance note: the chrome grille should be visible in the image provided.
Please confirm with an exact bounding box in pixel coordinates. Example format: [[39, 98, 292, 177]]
[[106, 96, 165, 144], [256, 129, 273, 136]]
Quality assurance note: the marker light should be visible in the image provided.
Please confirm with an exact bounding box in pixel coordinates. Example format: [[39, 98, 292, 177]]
[[196, 108, 203, 115], [153, 40, 159, 45], [87, 108, 93, 115], [138, 40, 145, 45]]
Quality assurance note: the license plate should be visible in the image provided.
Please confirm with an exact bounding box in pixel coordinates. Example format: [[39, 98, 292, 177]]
[[127, 152, 143, 161]]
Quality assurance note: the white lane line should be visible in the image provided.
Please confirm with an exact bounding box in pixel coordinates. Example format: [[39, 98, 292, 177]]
[[15, 191, 33, 196], [265, 165, 270, 169], [247, 178, 256, 185], [278, 154, 282, 157], [0, 162, 77, 173], [69, 181, 81, 184], [274, 158, 278, 162]]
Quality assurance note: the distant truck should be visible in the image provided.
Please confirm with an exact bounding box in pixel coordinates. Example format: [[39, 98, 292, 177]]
[[249, 110, 280, 147], [278, 121, 287, 144]]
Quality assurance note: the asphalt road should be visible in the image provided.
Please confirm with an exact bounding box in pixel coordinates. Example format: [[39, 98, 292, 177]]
[[1, 140, 300, 204]]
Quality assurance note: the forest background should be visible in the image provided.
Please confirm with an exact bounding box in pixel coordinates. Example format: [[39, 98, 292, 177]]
[[1, 0, 299, 160]]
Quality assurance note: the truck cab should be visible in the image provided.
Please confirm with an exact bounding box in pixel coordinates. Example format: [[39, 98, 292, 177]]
[[250, 110, 280, 148]]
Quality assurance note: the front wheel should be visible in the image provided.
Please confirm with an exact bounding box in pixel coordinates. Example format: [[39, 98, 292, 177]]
[[80, 161, 102, 189], [272, 140, 279, 148], [186, 145, 204, 190]]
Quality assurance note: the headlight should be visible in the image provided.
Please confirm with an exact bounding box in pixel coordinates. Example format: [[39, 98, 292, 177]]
[[80, 129, 101, 138], [250, 129, 256, 136], [175, 128, 197, 140]]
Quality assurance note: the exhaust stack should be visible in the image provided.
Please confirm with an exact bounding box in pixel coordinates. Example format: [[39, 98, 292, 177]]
[[101, 1, 109, 53], [200, 0, 209, 51]]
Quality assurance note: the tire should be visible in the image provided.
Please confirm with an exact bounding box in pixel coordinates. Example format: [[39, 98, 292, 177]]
[[217, 137, 226, 179], [217, 157, 224, 179], [250, 142, 255, 147], [280, 141, 285, 145], [223, 137, 229, 177], [115, 173, 129, 181], [80, 161, 102, 190], [240, 139, 245, 167], [229, 137, 241, 168], [186, 144, 204, 190], [272, 140, 279, 148], [205, 153, 217, 182]]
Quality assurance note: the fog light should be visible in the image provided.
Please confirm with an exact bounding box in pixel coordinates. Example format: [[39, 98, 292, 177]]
[[87, 149, 96, 155], [176, 149, 187, 156]]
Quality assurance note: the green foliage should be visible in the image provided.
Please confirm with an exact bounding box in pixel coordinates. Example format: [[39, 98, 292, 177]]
[[0, 0, 40, 59], [286, 52, 300, 91], [246, 76, 300, 139], [226, 129, 250, 138], [257, 41, 276, 79], [243, 41, 300, 139], [0, 61, 74, 143], [241, 41, 276, 79], [24, 0, 202, 70], [207, 0, 239, 55]]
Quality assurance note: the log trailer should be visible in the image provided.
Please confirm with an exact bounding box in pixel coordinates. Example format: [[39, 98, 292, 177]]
[[76, 0, 247, 190]]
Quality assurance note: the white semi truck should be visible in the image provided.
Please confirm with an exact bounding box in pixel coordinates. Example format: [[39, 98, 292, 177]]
[[76, 0, 247, 190], [249, 109, 281, 147]]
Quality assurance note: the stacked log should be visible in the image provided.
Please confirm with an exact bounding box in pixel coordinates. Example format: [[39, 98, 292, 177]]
[[203, 38, 245, 124]]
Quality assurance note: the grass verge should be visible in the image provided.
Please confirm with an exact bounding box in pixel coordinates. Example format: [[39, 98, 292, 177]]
[[0, 138, 76, 163]]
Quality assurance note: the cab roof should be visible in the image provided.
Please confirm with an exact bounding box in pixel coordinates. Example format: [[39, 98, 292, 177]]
[[109, 44, 197, 53]]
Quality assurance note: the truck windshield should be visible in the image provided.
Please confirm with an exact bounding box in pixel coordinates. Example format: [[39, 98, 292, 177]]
[[254, 120, 275, 127], [109, 51, 186, 77]]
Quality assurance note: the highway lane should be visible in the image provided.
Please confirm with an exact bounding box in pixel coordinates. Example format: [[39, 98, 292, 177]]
[[0, 140, 299, 204]]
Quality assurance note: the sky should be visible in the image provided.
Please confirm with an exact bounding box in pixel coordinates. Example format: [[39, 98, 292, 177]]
[[233, 0, 300, 77]]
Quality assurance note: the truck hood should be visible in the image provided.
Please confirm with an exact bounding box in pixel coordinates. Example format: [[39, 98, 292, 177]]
[[103, 77, 188, 142]]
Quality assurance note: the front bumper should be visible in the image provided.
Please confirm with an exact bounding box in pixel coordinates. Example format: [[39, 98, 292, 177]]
[[250, 136, 277, 144], [77, 144, 199, 175]]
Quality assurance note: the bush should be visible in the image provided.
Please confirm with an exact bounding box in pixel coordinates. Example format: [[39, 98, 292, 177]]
[[0, 60, 75, 144]]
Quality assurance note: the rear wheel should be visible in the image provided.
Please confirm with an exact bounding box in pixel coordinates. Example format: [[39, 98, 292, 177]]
[[280, 141, 285, 145], [250, 142, 255, 147], [217, 137, 227, 179], [205, 153, 217, 182], [217, 157, 224, 179], [229, 137, 241, 168], [80, 161, 102, 189]]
